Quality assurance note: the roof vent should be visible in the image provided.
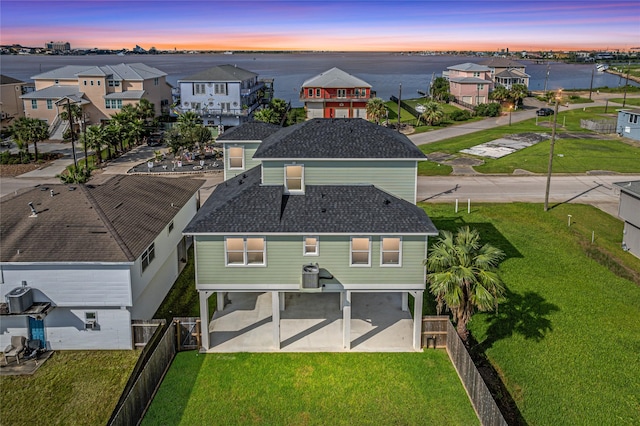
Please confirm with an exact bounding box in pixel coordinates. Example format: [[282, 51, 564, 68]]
[[384, 199, 391, 205], [68, 186, 76, 191], [28, 202, 37, 217]]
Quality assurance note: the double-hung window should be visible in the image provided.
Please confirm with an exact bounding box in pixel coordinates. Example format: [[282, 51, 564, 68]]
[[31, 99, 38, 109], [380, 237, 402, 266], [225, 237, 266, 266], [337, 89, 346, 98], [315, 88, 321, 97], [46, 99, 53, 109], [141, 242, 155, 272], [350, 237, 371, 267], [303, 237, 319, 256], [228, 146, 244, 169], [308, 88, 313, 97], [285, 164, 304, 194]]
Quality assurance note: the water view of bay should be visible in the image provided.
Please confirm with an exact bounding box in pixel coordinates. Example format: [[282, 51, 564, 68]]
[[1, 52, 634, 107]]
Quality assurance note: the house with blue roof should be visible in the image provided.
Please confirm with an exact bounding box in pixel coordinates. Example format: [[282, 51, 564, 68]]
[[184, 118, 438, 351]]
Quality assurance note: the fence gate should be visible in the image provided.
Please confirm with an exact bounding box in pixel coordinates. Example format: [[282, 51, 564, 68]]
[[173, 317, 201, 351], [421, 316, 449, 348]]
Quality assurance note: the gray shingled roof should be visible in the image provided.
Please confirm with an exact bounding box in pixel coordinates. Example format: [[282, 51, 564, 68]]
[[179, 64, 258, 82], [614, 180, 640, 197], [1, 75, 24, 85], [302, 67, 371, 88], [449, 77, 491, 84], [495, 69, 530, 78], [253, 118, 426, 159], [31, 63, 166, 81], [478, 58, 526, 69], [184, 166, 437, 235], [447, 63, 491, 72], [1, 176, 203, 263], [217, 121, 282, 142]]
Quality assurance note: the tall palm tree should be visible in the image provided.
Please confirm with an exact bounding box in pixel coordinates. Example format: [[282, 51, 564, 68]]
[[366, 98, 387, 124], [80, 125, 106, 165], [489, 86, 510, 103], [509, 84, 529, 109], [420, 101, 444, 126], [177, 111, 203, 127], [10, 117, 50, 162], [425, 226, 506, 342], [135, 98, 156, 122]]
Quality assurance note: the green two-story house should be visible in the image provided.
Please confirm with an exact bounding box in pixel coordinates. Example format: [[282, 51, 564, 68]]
[[184, 118, 438, 351]]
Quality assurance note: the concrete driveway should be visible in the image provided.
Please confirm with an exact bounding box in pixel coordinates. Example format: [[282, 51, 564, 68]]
[[205, 292, 415, 352]]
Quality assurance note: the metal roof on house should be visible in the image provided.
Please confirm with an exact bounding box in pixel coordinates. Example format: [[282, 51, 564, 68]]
[[217, 121, 282, 142], [104, 90, 145, 100], [448, 77, 491, 84], [184, 166, 437, 235], [253, 118, 426, 159], [31, 63, 166, 81], [301, 67, 372, 88], [614, 180, 640, 197], [447, 63, 491, 72], [21, 85, 84, 100], [1, 176, 203, 263], [178, 64, 258, 82]]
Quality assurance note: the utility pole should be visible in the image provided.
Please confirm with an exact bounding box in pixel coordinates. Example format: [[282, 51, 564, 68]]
[[544, 90, 562, 211], [543, 64, 550, 92], [622, 61, 631, 108], [588, 66, 595, 100], [66, 98, 78, 169], [397, 83, 402, 132]]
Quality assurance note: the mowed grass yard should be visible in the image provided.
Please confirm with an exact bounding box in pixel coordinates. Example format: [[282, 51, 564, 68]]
[[0, 351, 139, 426], [418, 106, 640, 175], [424, 203, 640, 425], [142, 352, 479, 425]]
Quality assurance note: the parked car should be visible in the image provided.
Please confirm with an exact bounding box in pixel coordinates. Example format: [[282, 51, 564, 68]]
[[536, 108, 554, 116], [146, 132, 163, 147]]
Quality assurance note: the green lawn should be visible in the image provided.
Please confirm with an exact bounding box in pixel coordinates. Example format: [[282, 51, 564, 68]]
[[609, 97, 640, 106], [419, 106, 640, 175], [0, 351, 139, 426], [422, 202, 640, 425], [142, 351, 479, 426]]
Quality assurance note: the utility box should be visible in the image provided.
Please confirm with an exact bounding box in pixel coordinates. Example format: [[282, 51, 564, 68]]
[[302, 263, 320, 289], [6, 286, 34, 314]]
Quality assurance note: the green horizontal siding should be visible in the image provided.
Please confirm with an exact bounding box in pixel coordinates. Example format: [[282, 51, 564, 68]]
[[261, 160, 417, 202], [224, 142, 260, 179], [195, 235, 426, 285]]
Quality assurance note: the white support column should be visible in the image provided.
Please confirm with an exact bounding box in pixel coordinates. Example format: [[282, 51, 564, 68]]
[[279, 292, 285, 311], [343, 291, 351, 349], [340, 291, 345, 311], [401, 292, 409, 312], [199, 290, 213, 351], [272, 291, 280, 349], [413, 291, 423, 351], [217, 292, 226, 311]]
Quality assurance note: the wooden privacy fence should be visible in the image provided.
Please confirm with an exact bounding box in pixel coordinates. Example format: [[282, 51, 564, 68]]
[[173, 317, 201, 351], [132, 319, 165, 348], [422, 316, 507, 426]]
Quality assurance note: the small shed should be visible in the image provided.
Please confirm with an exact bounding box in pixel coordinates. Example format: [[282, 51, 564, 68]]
[[614, 180, 640, 258], [616, 108, 640, 141]]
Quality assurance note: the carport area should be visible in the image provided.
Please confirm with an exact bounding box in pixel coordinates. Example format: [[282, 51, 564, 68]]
[[202, 292, 418, 352]]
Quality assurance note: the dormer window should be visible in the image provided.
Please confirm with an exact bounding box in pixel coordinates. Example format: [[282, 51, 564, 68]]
[[228, 147, 244, 169], [285, 164, 304, 194]]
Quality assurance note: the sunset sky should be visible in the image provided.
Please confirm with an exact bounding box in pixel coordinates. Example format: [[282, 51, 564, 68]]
[[1, 1, 638, 52]]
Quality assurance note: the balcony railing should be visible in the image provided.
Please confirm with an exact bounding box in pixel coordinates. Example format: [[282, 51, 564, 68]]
[[240, 81, 265, 97], [299, 90, 376, 101], [175, 104, 259, 117]]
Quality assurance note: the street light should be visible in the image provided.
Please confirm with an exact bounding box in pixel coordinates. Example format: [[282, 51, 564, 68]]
[[508, 104, 513, 126], [544, 89, 562, 211]]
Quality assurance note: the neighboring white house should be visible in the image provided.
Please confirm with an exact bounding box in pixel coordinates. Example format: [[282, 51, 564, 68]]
[[614, 180, 640, 259], [176, 64, 273, 128], [0, 176, 203, 350]]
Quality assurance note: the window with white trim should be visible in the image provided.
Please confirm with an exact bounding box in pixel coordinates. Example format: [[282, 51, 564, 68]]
[[193, 83, 206, 95], [141, 242, 155, 272], [46, 99, 53, 109], [285, 165, 304, 193], [381, 237, 402, 266], [106, 99, 123, 109], [215, 83, 227, 95], [315, 88, 321, 97], [154, 78, 159, 86], [350, 237, 371, 266], [303, 237, 319, 256], [225, 237, 266, 266], [337, 89, 346, 98], [31, 99, 37, 109], [108, 80, 120, 87], [228, 147, 244, 169], [307, 88, 313, 97]]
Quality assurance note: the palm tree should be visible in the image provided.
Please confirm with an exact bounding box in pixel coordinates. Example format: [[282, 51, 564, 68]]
[[366, 98, 387, 125], [10, 117, 50, 162], [419, 101, 444, 126], [425, 226, 506, 342], [177, 111, 202, 127], [489, 86, 510, 104], [80, 125, 106, 165], [135, 98, 156, 122], [509, 84, 529, 109], [431, 77, 451, 102]]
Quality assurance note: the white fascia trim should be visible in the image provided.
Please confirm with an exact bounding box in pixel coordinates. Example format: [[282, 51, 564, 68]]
[[185, 232, 438, 236], [0, 261, 135, 266], [256, 158, 425, 162], [219, 140, 262, 144], [196, 283, 426, 291]]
